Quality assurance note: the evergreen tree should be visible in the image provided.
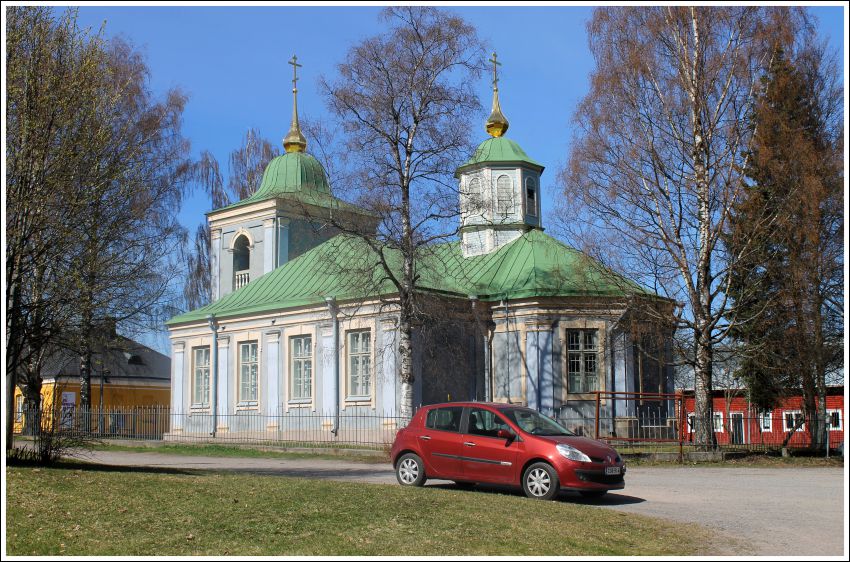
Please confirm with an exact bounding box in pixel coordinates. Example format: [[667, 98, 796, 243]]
[[727, 46, 843, 448]]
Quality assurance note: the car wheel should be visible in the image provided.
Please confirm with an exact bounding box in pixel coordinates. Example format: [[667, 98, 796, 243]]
[[396, 453, 426, 487], [522, 462, 560, 500], [453, 481, 476, 490], [579, 490, 608, 498]]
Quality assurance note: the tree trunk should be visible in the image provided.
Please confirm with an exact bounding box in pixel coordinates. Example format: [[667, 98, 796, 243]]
[[398, 312, 415, 420], [693, 330, 716, 450]]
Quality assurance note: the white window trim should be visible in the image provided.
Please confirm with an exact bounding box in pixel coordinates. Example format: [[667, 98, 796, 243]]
[[827, 409, 843, 431], [567, 329, 599, 394], [345, 329, 373, 402], [687, 413, 695, 433], [713, 411, 724, 433], [190, 346, 211, 409], [496, 174, 515, 217], [783, 410, 805, 432], [759, 410, 772, 432], [236, 340, 260, 408], [289, 335, 314, 403]]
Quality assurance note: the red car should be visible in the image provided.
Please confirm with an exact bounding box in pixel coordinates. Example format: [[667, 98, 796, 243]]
[[390, 402, 625, 500]]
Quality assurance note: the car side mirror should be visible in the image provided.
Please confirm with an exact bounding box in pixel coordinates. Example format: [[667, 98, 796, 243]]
[[497, 429, 516, 441]]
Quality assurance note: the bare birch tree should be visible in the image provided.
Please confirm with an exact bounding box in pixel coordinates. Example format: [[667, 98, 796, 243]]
[[559, 7, 805, 447], [319, 7, 486, 419]]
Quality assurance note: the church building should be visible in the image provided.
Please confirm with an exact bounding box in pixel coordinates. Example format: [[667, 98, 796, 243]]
[[166, 54, 673, 438]]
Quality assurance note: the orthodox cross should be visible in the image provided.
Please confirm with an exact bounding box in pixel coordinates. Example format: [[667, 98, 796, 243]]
[[489, 52, 501, 90], [288, 54, 302, 92]]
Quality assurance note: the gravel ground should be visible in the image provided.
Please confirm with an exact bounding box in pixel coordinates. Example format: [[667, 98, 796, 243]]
[[70, 449, 845, 556]]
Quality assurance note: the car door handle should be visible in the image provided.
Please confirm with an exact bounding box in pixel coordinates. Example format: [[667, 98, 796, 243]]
[[464, 442, 476, 447], [419, 435, 431, 441]]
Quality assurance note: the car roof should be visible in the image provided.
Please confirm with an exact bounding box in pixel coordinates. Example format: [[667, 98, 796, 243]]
[[418, 402, 525, 410]]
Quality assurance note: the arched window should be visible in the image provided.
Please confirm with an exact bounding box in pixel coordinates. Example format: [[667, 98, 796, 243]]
[[496, 175, 514, 217], [233, 235, 250, 289], [465, 177, 482, 216], [525, 177, 538, 217]]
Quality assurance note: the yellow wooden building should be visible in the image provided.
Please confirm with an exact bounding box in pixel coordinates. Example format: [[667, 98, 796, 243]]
[[13, 336, 170, 434]]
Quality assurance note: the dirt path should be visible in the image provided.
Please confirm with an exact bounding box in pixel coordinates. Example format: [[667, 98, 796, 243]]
[[74, 449, 845, 556]]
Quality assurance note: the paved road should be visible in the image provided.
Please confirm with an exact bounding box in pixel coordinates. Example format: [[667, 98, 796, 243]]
[[73, 449, 845, 556]]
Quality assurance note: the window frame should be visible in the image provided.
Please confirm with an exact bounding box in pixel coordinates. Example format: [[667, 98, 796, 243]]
[[567, 329, 599, 394], [712, 412, 724, 433], [495, 174, 514, 217], [191, 346, 211, 408], [237, 340, 259, 406], [826, 409, 842, 431], [346, 329, 372, 401], [15, 394, 24, 422], [466, 407, 512, 439], [782, 410, 805, 432], [465, 176, 483, 217], [424, 406, 464, 433], [525, 176, 538, 217], [289, 335, 313, 403], [759, 410, 773, 432]]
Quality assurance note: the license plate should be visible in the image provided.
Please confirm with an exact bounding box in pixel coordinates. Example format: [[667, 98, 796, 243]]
[[605, 466, 621, 476]]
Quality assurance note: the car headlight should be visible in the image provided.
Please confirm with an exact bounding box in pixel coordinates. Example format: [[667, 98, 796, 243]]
[[556, 443, 591, 463]]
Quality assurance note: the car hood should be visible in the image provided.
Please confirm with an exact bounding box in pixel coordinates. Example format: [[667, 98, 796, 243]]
[[540, 435, 619, 459]]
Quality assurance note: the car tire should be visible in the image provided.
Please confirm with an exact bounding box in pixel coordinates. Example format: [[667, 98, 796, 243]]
[[579, 490, 608, 498], [522, 462, 560, 500], [396, 453, 427, 487], [453, 481, 476, 490]]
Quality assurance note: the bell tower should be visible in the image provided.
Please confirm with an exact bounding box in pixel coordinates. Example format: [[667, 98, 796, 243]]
[[456, 52, 545, 258]]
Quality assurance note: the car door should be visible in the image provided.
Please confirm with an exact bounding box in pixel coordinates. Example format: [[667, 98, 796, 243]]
[[460, 407, 519, 484], [418, 406, 465, 479]]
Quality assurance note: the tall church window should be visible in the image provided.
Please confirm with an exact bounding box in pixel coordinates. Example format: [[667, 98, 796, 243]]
[[290, 335, 313, 401], [525, 177, 538, 217], [567, 330, 598, 393], [192, 347, 210, 407], [496, 175, 514, 217], [347, 330, 371, 399], [238, 341, 259, 404], [233, 235, 251, 290], [465, 177, 482, 216]]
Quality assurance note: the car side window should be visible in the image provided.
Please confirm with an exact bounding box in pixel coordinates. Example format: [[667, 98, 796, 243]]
[[467, 408, 511, 438], [425, 407, 463, 432]]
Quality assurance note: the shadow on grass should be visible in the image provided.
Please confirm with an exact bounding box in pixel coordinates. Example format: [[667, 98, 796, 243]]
[[6, 457, 199, 477], [427, 481, 646, 506]]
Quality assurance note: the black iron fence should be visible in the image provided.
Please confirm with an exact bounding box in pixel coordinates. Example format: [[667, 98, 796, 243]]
[[12, 399, 842, 455], [13, 406, 408, 450]]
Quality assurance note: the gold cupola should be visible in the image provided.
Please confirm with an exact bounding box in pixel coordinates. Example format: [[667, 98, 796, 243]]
[[485, 52, 509, 138], [283, 54, 307, 153]]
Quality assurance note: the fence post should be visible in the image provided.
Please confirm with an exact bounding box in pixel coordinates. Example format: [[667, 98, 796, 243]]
[[594, 391, 600, 440]]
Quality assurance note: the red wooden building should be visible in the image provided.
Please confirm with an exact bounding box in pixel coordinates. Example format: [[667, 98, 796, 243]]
[[680, 386, 844, 449]]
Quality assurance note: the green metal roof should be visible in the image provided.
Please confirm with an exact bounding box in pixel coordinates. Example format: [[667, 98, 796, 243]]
[[213, 152, 369, 215], [167, 229, 649, 326], [456, 137, 544, 175]]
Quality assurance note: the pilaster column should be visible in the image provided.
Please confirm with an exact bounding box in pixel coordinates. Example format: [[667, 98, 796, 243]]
[[210, 228, 222, 301], [379, 318, 399, 417], [217, 335, 230, 430], [263, 218, 275, 274], [171, 341, 185, 431], [265, 331, 281, 424], [320, 323, 335, 413]]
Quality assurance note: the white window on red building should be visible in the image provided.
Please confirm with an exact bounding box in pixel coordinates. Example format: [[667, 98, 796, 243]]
[[712, 412, 724, 432], [783, 411, 805, 432], [827, 409, 842, 431], [759, 410, 772, 432]]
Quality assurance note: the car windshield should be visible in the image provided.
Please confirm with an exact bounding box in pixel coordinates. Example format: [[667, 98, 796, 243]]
[[502, 408, 575, 436]]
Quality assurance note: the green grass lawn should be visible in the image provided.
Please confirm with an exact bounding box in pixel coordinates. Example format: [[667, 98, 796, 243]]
[[92, 442, 390, 463], [6, 463, 712, 556]]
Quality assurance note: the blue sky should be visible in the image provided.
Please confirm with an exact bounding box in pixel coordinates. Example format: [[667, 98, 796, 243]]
[[64, 4, 845, 354]]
